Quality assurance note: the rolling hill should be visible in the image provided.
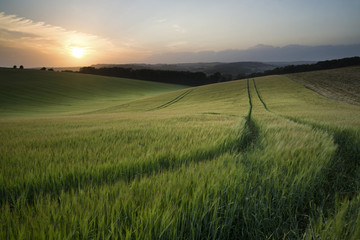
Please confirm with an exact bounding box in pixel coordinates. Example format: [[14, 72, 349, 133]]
[[0, 68, 185, 117], [1, 66, 359, 239], [288, 66, 360, 105]]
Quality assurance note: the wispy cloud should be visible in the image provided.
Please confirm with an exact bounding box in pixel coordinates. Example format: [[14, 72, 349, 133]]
[[154, 18, 167, 24], [167, 41, 188, 50], [172, 24, 187, 34], [0, 12, 149, 66], [0, 13, 112, 54]]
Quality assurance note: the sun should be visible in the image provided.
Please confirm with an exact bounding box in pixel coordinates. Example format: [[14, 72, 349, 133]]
[[70, 47, 86, 58]]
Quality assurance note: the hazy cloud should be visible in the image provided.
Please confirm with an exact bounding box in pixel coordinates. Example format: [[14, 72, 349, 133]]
[[154, 18, 167, 24], [145, 44, 360, 64], [0, 28, 39, 39], [0, 12, 114, 51], [166, 41, 188, 50], [172, 24, 187, 34], [0, 12, 142, 66]]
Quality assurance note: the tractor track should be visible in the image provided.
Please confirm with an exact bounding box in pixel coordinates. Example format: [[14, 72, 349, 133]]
[[252, 78, 359, 198], [1, 81, 262, 208], [148, 89, 193, 111]]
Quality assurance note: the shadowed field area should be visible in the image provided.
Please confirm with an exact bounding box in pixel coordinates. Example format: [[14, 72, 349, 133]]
[[0, 68, 186, 117]]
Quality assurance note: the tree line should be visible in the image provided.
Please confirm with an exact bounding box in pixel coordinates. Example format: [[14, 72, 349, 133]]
[[79, 67, 230, 86], [244, 56, 360, 78], [78, 57, 360, 86]]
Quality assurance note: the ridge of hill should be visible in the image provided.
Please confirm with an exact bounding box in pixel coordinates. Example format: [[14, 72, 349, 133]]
[[1, 65, 360, 239], [90, 61, 276, 76], [288, 66, 360, 105], [0, 68, 186, 117]]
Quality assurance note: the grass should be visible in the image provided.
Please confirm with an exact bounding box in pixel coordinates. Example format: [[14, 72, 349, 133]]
[[1, 68, 360, 239], [252, 75, 360, 239], [251, 74, 360, 128], [0, 68, 185, 117], [289, 66, 360, 105]]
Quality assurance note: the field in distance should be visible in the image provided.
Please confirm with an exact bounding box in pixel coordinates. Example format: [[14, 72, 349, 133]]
[[0, 67, 360, 239]]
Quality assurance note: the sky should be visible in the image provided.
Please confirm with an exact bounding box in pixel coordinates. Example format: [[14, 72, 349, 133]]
[[0, 0, 360, 67]]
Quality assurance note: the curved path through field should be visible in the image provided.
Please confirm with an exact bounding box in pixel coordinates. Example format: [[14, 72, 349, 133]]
[[148, 89, 193, 111], [248, 77, 360, 238]]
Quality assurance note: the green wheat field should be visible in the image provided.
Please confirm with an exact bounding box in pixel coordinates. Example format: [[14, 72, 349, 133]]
[[1, 67, 359, 239]]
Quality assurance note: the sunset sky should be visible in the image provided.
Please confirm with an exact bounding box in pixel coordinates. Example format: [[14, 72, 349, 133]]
[[1, 0, 360, 67]]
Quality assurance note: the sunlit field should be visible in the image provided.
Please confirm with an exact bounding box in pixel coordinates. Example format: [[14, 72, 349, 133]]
[[1, 68, 359, 239]]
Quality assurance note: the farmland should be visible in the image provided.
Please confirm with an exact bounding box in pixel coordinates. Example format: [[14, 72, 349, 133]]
[[0, 69, 185, 117], [1, 68, 360, 239], [289, 66, 360, 105]]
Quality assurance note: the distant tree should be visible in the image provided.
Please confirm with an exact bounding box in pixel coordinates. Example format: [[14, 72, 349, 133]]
[[222, 74, 233, 82], [259, 56, 360, 77], [236, 73, 247, 79], [19, 65, 24, 69], [79, 66, 211, 86], [209, 72, 223, 83], [48, 68, 54, 71], [13, 65, 17, 69], [40, 67, 46, 71]]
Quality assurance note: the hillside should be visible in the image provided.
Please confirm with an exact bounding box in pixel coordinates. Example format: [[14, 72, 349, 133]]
[[1, 67, 360, 239], [288, 66, 360, 105], [0, 68, 185, 116]]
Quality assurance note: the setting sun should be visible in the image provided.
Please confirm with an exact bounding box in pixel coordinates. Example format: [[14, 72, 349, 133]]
[[70, 47, 86, 58]]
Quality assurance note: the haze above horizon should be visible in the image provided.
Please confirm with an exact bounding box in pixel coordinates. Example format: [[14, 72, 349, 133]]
[[1, 0, 360, 67]]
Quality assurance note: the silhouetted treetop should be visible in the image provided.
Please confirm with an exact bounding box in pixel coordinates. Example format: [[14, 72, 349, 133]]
[[78, 56, 360, 85], [246, 56, 360, 78], [79, 67, 227, 86]]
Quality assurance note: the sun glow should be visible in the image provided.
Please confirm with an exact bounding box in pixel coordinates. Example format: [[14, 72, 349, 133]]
[[70, 47, 86, 58]]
